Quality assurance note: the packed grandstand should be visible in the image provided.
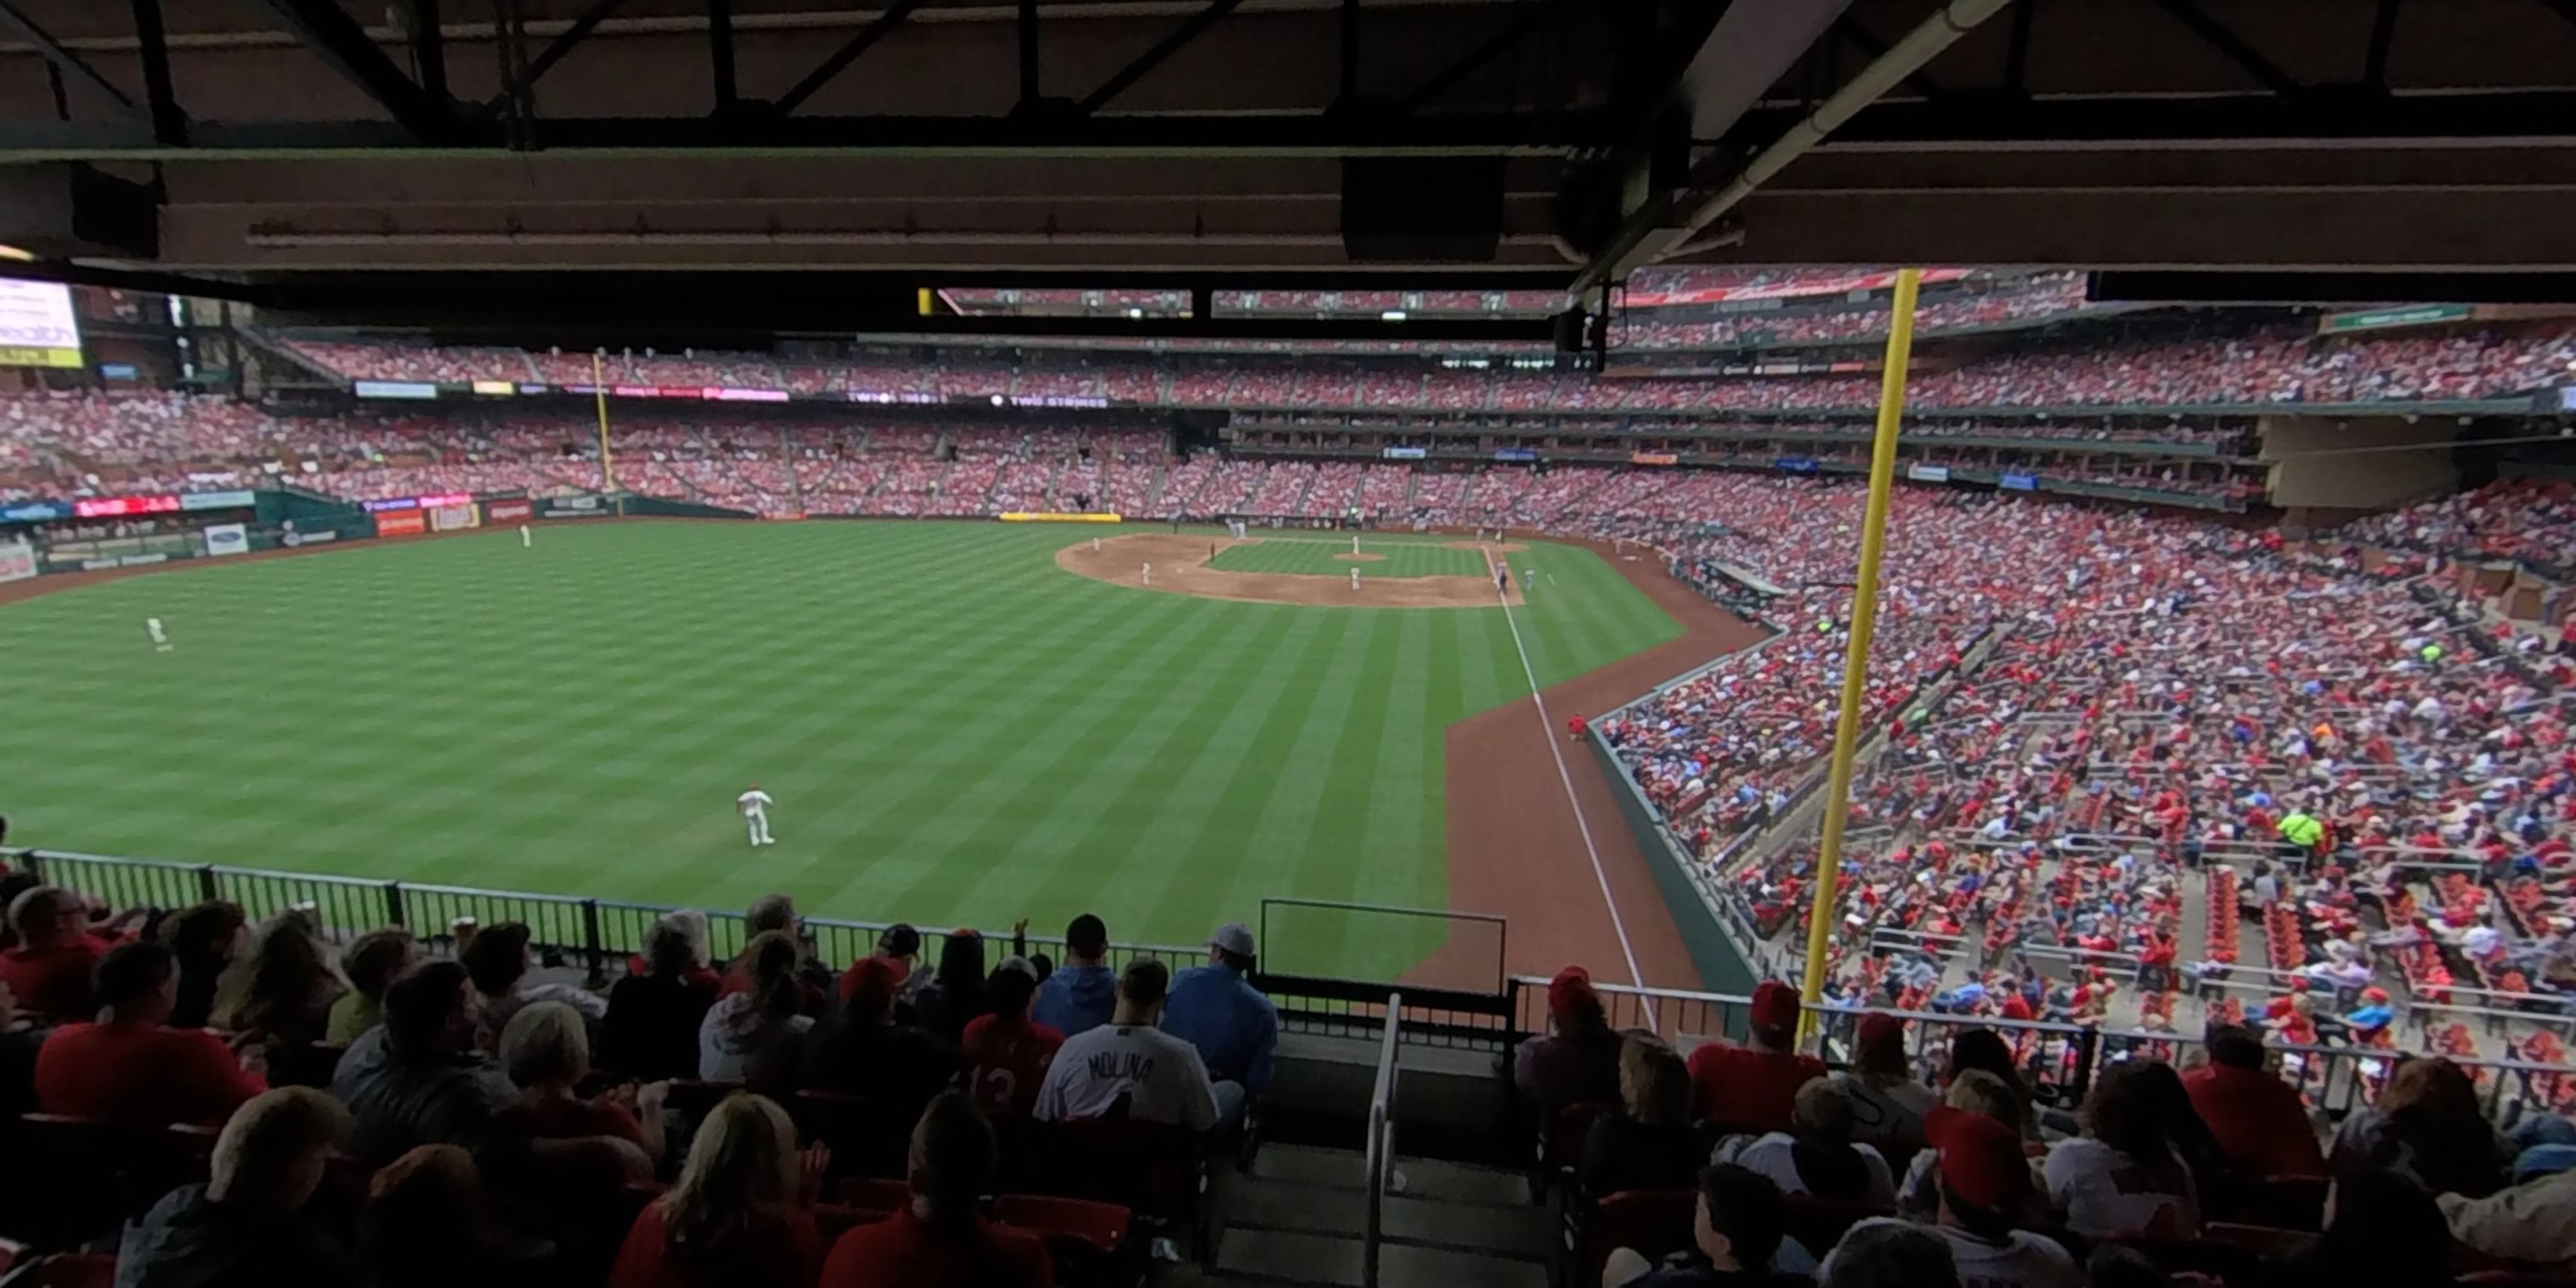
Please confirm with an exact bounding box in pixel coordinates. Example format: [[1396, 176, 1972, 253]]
[[6, 270, 2576, 1285]]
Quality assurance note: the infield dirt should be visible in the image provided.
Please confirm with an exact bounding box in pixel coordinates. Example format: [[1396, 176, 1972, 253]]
[[1056, 533, 1522, 608]]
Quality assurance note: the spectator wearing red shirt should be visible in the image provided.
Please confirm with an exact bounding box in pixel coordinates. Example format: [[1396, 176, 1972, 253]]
[[1, 884, 127, 1023], [2180, 1024, 2323, 1180], [496, 999, 664, 1163], [36, 940, 266, 1126], [611, 1093, 826, 1288], [958, 958, 1062, 1119], [820, 1091, 1052, 1288], [1688, 981, 1825, 1132]]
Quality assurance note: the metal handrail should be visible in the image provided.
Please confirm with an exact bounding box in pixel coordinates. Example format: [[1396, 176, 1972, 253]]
[[1361, 991, 1402, 1288]]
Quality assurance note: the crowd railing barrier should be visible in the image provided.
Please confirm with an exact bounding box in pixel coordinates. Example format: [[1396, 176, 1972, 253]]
[[17, 846, 2576, 1122], [1361, 991, 1402, 1288]]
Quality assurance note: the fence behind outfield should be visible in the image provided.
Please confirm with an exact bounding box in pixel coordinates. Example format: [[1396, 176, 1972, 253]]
[[13, 846, 2575, 1123]]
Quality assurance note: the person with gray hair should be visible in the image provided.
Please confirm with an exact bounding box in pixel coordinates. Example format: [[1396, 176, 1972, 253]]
[[498, 999, 665, 1163], [602, 915, 720, 1080], [116, 1087, 357, 1288]]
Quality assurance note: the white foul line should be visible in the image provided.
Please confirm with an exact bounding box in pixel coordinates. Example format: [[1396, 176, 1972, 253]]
[[1491, 556, 1657, 1033]]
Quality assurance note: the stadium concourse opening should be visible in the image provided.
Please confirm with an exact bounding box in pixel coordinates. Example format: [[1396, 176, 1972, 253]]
[[1055, 532, 1524, 609]]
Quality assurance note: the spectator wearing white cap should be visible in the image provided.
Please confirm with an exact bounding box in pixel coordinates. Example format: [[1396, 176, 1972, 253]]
[[1159, 921, 1277, 1132]]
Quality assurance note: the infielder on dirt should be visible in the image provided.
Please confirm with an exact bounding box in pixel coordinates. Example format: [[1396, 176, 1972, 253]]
[[737, 782, 775, 847]]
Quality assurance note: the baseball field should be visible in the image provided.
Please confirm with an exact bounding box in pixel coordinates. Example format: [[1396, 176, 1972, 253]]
[[0, 520, 1689, 980]]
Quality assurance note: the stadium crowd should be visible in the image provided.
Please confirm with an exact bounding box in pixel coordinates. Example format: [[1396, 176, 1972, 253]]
[[0, 880, 1285, 1287], [275, 319, 2576, 414], [13, 860, 2576, 1286], [1513, 969, 2576, 1287], [1613, 273, 2104, 352]]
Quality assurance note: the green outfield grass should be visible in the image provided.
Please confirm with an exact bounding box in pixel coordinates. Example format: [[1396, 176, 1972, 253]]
[[0, 521, 1679, 978], [1205, 534, 1491, 580]]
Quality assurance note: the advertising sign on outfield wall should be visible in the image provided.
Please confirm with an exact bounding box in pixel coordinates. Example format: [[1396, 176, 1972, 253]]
[[484, 498, 533, 524], [375, 509, 427, 536], [0, 539, 34, 584], [182, 490, 258, 511], [281, 530, 340, 548], [353, 380, 440, 400], [202, 523, 249, 557], [538, 494, 610, 519], [1, 502, 70, 523], [430, 505, 479, 532]]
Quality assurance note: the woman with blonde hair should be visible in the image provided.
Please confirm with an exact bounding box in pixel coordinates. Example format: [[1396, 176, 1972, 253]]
[[1579, 1034, 1703, 1196], [609, 1093, 828, 1288]]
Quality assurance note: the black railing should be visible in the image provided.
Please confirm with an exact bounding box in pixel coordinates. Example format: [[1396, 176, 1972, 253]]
[[17, 846, 2576, 1122]]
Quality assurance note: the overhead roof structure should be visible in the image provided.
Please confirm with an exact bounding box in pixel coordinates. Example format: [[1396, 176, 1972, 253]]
[[0, 0, 2570, 337]]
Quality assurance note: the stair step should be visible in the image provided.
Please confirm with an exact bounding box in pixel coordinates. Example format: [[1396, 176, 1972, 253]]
[[1226, 1184, 1552, 1259], [1214, 1226, 1549, 1288], [1252, 1143, 1529, 1208]]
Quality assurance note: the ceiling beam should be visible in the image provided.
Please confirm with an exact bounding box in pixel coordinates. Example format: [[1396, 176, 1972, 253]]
[[258, 0, 462, 143], [0, 0, 142, 120], [1075, 0, 1247, 117], [771, 0, 931, 119]]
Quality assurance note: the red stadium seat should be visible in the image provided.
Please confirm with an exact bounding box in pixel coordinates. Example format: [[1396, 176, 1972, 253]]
[[834, 1177, 912, 1212], [1782, 1194, 1890, 1262], [1532, 1100, 1609, 1204], [791, 1091, 915, 1180], [1041, 1119, 1209, 1264], [996, 1194, 1135, 1287], [263, 1042, 346, 1090], [8, 1114, 218, 1246], [6, 1253, 116, 1288], [1583, 1188, 1697, 1285]]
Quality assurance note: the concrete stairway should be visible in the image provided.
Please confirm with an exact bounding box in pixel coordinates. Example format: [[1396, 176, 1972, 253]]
[[1159, 1142, 1550, 1288]]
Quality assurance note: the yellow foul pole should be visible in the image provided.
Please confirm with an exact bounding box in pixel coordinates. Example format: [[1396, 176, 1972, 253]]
[[1796, 267, 1922, 1036], [591, 351, 617, 496]]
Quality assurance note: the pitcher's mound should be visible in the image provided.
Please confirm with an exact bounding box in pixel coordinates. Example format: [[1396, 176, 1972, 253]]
[[1058, 534, 1518, 608]]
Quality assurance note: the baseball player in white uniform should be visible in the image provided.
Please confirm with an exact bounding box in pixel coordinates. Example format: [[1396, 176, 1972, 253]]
[[146, 617, 173, 652], [737, 782, 775, 847]]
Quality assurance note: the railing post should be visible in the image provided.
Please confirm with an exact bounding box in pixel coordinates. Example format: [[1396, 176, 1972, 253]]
[[2068, 1026, 2102, 1105], [385, 881, 408, 930], [582, 899, 607, 990], [197, 864, 221, 902]]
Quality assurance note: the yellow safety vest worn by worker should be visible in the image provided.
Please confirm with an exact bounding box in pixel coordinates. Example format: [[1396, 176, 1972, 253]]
[[2279, 813, 2323, 848]]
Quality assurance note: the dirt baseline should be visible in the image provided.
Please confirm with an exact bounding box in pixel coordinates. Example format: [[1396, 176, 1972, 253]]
[[1056, 534, 1520, 608]]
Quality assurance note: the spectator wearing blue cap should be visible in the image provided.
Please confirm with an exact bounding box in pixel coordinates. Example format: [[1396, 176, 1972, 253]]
[[1159, 922, 1277, 1131], [2440, 1138, 2576, 1271]]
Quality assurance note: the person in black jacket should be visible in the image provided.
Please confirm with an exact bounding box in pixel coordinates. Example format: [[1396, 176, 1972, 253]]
[[117, 1087, 357, 1288], [1583, 1035, 1707, 1198], [600, 920, 719, 1081]]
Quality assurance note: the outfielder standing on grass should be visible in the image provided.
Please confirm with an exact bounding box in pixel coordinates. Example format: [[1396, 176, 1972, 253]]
[[737, 782, 775, 847]]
